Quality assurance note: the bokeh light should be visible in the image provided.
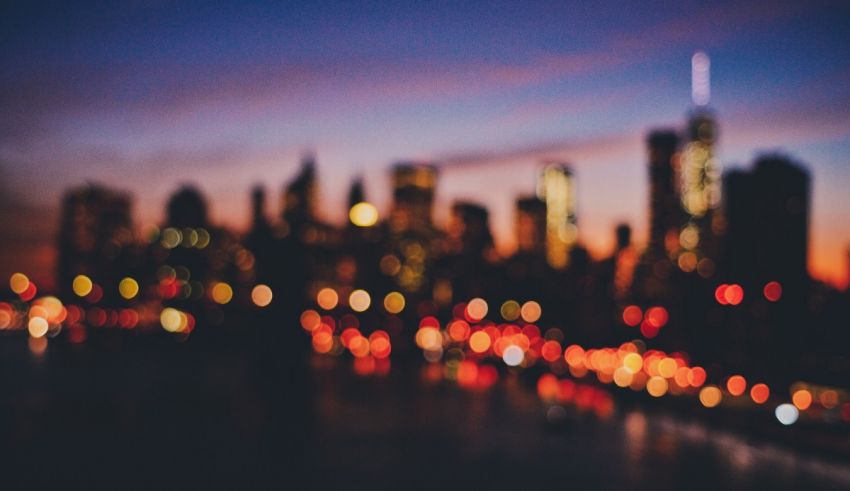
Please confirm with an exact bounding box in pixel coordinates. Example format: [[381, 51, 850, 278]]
[[72, 275, 94, 297], [9, 273, 29, 294], [383, 291, 405, 314], [349, 290, 371, 312], [349, 202, 379, 227], [252, 284, 273, 307], [763, 281, 782, 302], [211, 282, 233, 304], [465, 298, 488, 321], [118, 277, 139, 300], [775, 403, 799, 425], [469, 331, 491, 353], [792, 389, 812, 410], [726, 375, 747, 396], [500, 300, 520, 321], [622, 305, 642, 326], [317, 287, 339, 310], [27, 316, 49, 338], [520, 301, 542, 323], [502, 345, 524, 366], [699, 386, 722, 408], [750, 383, 770, 404], [646, 376, 668, 397]]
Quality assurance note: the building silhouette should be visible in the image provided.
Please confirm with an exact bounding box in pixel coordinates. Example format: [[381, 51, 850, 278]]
[[390, 162, 438, 234], [722, 155, 810, 288], [646, 130, 682, 261], [57, 184, 133, 300]]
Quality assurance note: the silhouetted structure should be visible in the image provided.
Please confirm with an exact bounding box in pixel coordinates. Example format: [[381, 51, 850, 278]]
[[433, 201, 495, 304], [646, 130, 681, 261], [723, 155, 810, 288], [57, 184, 133, 300], [390, 162, 437, 234], [515, 196, 547, 255]]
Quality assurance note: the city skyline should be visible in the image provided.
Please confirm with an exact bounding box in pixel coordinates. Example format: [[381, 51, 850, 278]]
[[2, 0, 849, 288]]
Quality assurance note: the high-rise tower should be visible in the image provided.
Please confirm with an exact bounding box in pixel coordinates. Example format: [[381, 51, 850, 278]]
[[680, 52, 720, 260], [536, 164, 577, 269]]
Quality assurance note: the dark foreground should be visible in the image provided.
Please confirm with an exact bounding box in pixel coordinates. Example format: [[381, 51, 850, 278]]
[[2, 334, 849, 490]]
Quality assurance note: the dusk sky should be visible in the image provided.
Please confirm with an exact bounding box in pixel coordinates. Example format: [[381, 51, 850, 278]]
[[1, 0, 849, 288]]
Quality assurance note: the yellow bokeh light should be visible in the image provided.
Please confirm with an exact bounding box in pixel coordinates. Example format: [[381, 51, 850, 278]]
[[27, 316, 49, 338], [469, 331, 491, 353], [613, 366, 634, 387], [118, 277, 139, 300], [415, 326, 442, 350], [349, 202, 379, 227], [520, 301, 542, 323], [160, 307, 185, 332], [646, 375, 668, 397], [699, 386, 722, 408], [349, 289, 371, 312], [500, 300, 520, 321], [252, 284, 273, 307], [10, 273, 30, 294], [657, 357, 678, 378], [383, 291, 405, 314], [622, 352, 643, 373], [72, 275, 93, 297], [317, 287, 339, 310]]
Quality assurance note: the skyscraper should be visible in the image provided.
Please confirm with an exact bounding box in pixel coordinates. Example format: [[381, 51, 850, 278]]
[[390, 162, 438, 234], [515, 196, 547, 255], [722, 155, 810, 287], [536, 164, 577, 269], [646, 130, 681, 261], [680, 52, 721, 260]]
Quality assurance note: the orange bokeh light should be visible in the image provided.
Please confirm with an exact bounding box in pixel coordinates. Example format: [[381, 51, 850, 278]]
[[726, 375, 747, 396], [792, 389, 813, 410], [468, 331, 491, 353]]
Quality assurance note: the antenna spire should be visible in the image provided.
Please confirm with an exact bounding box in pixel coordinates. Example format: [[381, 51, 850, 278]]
[[691, 51, 710, 106]]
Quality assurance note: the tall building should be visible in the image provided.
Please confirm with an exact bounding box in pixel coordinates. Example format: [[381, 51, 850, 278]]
[[390, 162, 437, 234], [680, 53, 721, 259], [722, 155, 810, 287], [283, 155, 318, 227], [57, 184, 133, 298], [646, 130, 682, 260], [515, 196, 547, 255], [536, 164, 577, 269]]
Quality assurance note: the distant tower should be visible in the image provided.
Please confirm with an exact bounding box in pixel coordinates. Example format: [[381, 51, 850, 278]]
[[167, 185, 209, 229], [347, 177, 365, 210], [646, 130, 681, 260], [283, 154, 318, 225], [251, 185, 267, 228], [680, 52, 720, 258], [450, 202, 493, 257], [390, 162, 438, 233], [537, 164, 577, 269]]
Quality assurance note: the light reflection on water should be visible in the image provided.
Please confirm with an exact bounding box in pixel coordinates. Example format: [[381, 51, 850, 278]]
[[311, 366, 850, 490]]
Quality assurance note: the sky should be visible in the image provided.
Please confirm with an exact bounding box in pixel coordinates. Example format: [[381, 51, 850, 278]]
[[1, 0, 849, 289]]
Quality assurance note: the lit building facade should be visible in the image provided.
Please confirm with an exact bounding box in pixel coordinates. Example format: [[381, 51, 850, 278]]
[[536, 164, 577, 269]]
